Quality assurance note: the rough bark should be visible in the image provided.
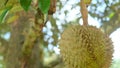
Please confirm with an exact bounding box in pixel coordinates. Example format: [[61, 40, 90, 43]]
[[5, 11, 44, 68]]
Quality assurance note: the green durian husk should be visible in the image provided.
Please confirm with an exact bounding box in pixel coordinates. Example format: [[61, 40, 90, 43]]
[[59, 25, 114, 68]]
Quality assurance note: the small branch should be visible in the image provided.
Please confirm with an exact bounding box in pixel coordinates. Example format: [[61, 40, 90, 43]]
[[21, 60, 26, 68], [48, 0, 56, 15], [80, 0, 88, 25]]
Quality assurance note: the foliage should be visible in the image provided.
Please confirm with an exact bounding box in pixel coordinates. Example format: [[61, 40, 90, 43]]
[[0, 0, 50, 23], [38, 0, 50, 14], [0, 6, 12, 24], [20, 0, 32, 11], [89, 0, 120, 35], [0, 0, 120, 68], [110, 60, 120, 68]]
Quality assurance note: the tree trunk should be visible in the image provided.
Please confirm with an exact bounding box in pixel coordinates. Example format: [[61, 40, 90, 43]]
[[5, 11, 44, 68]]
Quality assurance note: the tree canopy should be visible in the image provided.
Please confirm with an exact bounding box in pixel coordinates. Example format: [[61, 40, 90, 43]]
[[0, 0, 120, 68]]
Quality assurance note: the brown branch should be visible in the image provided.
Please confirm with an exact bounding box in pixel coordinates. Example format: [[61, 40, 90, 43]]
[[80, 0, 88, 25], [48, 0, 56, 15], [21, 60, 26, 68]]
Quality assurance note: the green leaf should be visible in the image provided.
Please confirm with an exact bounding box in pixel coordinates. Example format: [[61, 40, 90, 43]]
[[109, 12, 115, 18], [0, 6, 12, 24], [38, 0, 50, 14], [20, 0, 32, 11]]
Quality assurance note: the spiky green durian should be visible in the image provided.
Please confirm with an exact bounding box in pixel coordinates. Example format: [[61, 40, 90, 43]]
[[59, 25, 113, 68]]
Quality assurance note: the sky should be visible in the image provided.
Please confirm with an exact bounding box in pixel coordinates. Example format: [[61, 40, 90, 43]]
[[110, 28, 120, 60]]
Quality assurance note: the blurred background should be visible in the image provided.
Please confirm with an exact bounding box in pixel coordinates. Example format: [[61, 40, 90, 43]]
[[0, 0, 120, 68]]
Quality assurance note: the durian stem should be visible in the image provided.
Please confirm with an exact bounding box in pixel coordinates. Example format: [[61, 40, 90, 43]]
[[80, 0, 88, 25]]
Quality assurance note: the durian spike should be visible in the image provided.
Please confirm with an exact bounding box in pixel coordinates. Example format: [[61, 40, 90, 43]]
[[80, 0, 88, 25]]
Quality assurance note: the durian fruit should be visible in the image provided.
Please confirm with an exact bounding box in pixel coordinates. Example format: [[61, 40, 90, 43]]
[[59, 25, 113, 68]]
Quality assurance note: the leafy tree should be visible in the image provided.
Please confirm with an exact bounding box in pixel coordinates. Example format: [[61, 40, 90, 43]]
[[0, 0, 120, 68]]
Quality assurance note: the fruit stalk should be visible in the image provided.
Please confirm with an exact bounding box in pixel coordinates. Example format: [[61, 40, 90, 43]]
[[80, 0, 88, 25]]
